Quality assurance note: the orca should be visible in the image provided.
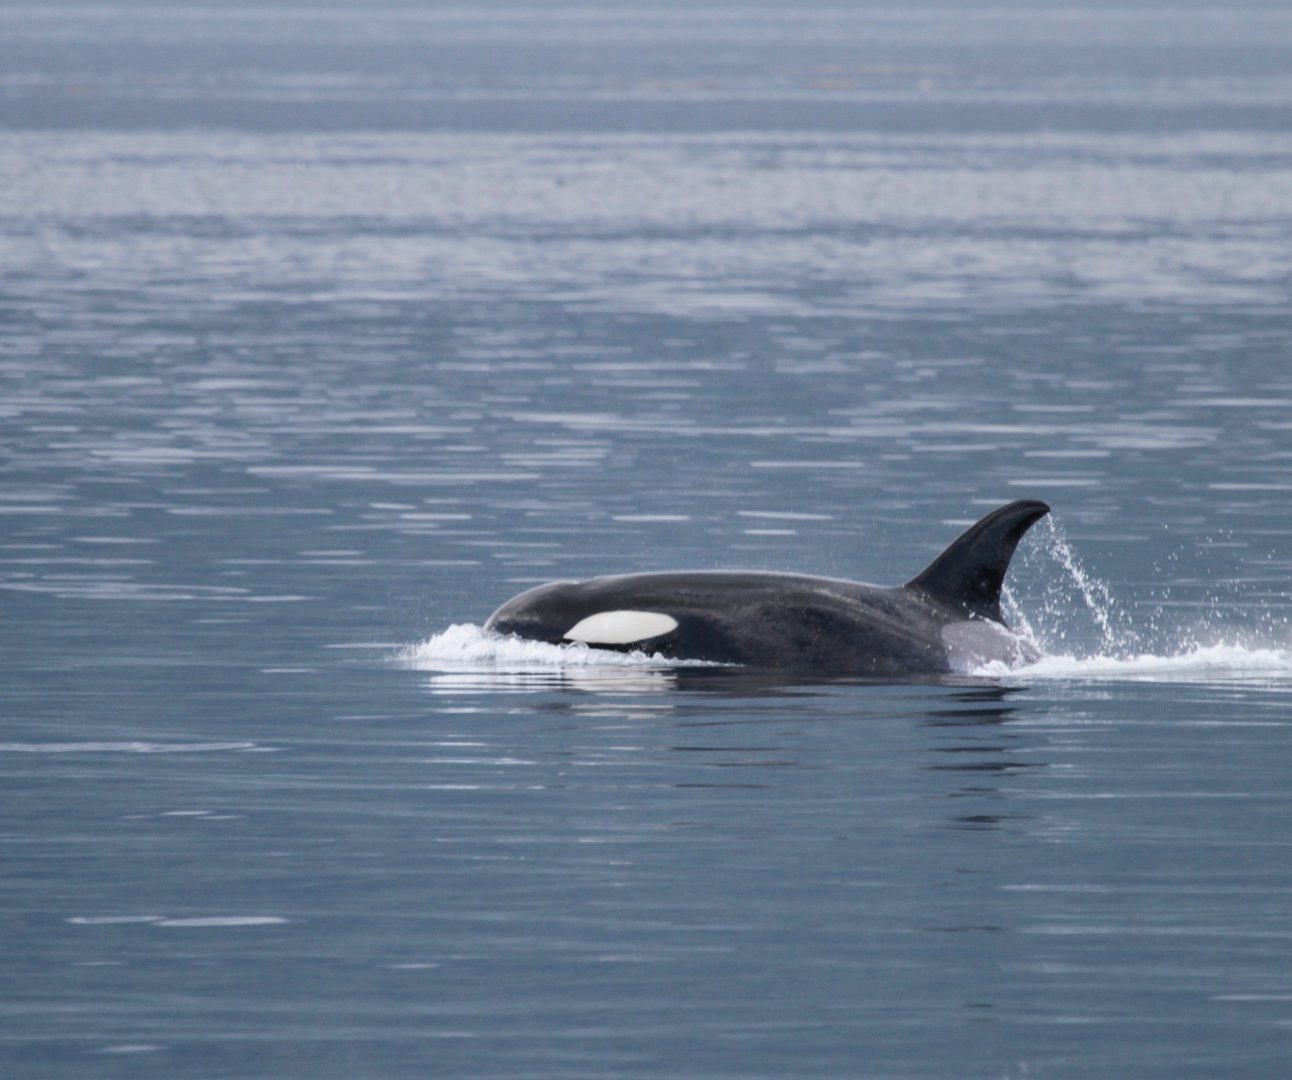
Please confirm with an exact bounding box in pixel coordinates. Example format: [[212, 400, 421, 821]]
[[484, 500, 1050, 675]]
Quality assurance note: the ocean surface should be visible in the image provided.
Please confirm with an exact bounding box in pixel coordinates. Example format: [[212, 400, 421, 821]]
[[4, 2, 1292, 1077]]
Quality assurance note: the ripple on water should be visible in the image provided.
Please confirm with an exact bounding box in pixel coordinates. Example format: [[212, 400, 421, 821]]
[[68, 915, 289, 927], [0, 741, 261, 753]]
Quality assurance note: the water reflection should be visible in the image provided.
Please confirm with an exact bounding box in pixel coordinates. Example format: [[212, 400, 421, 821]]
[[919, 687, 1045, 832], [923, 685, 1024, 725], [417, 668, 1056, 822], [425, 667, 681, 696], [420, 660, 1050, 700]]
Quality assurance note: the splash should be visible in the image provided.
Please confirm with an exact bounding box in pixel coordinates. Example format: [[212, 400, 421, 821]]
[[1002, 516, 1141, 656], [993, 517, 1292, 683]]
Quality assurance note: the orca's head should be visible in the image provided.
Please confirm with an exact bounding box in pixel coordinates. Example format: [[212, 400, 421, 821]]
[[484, 581, 578, 643], [486, 581, 681, 649]]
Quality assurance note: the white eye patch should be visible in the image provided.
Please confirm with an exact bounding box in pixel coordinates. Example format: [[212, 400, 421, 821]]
[[564, 610, 679, 646]]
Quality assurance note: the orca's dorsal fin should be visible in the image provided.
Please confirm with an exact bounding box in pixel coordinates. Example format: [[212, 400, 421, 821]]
[[905, 500, 1050, 623]]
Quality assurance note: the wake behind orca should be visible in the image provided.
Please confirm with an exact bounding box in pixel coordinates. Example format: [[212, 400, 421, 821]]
[[484, 500, 1050, 675]]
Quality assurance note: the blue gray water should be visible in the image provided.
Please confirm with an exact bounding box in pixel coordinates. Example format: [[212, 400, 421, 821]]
[[4, 3, 1292, 1077]]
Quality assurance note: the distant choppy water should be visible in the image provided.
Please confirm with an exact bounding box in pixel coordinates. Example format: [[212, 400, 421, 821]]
[[4, 3, 1292, 1078]]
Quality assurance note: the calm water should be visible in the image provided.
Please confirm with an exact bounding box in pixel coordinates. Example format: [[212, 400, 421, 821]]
[[4, 3, 1292, 1077]]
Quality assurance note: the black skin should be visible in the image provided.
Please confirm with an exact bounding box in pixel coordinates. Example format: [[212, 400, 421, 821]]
[[484, 500, 1050, 676]]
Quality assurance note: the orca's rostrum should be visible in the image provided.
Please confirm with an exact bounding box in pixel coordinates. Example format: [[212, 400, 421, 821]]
[[485, 500, 1050, 675]]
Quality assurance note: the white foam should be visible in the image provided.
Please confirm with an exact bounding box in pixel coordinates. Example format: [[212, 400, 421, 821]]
[[972, 642, 1292, 683], [400, 623, 713, 672]]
